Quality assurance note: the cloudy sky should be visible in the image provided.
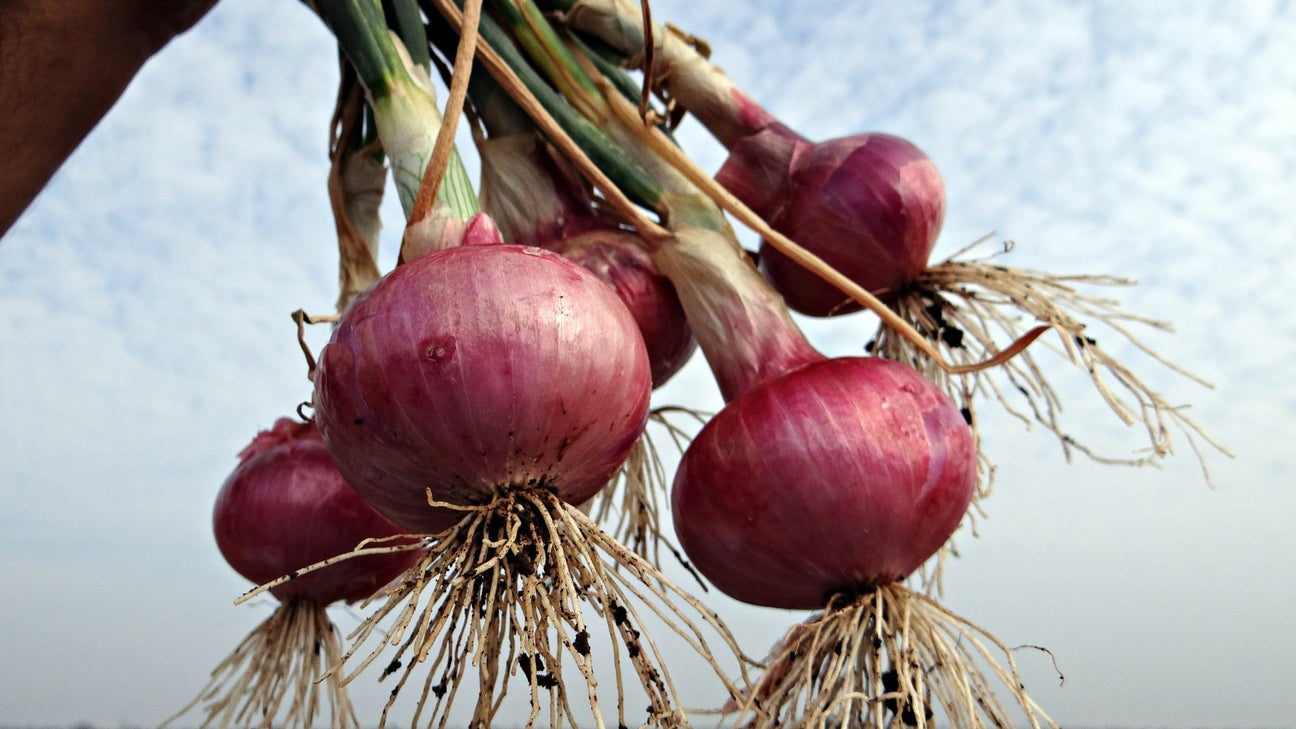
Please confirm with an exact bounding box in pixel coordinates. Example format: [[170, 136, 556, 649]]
[[2, 0, 1293, 726]]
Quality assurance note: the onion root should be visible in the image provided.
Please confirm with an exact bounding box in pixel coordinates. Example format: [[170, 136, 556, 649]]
[[330, 487, 751, 729], [725, 584, 1058, 729], [161, 600, 359, 729]]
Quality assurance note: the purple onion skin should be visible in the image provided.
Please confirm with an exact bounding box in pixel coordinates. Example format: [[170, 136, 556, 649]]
[[478, 135, 696, 388], [717, 126, 946, 317], [314, 244, 653, 534], [546, 229, 697, 387], [671, 358, 975, 610], [212, 418, 420, 604]]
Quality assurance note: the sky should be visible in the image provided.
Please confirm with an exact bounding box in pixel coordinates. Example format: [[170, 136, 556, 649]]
[[1, 0, 1294, 726]]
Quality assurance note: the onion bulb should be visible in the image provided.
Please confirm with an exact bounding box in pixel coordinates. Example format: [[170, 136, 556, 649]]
[[671, 357, 976, 609], [717, 125, 946, 316], [213, 417, 418, 604], [313, 242, 652, 533], [165, 417, 419, 729], [307, 241, 744, 727]]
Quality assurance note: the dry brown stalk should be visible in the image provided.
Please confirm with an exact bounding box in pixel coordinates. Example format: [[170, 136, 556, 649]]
[[327, 65, 385, 314]]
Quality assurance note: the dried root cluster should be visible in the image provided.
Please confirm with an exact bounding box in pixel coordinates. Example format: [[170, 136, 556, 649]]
[[874, 240, 1230, 485], [727, 584, 1058, 729], [162, 600, 358, 729], [334, 486, 748, 729]]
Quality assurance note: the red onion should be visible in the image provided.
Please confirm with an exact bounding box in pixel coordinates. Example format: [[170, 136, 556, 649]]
[[479, 133, 696, 386], [170, 418, 419, 728], [650, 222, 973, 608], [312, 242, 653, 534], [716, 124, 946, 316], [213, 417, 419, 604], [671, 357, 975, 609]]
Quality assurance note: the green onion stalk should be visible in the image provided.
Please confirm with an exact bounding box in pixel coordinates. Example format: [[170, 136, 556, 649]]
[[541, 0, 762, 146], [314, 0, 492, 261]]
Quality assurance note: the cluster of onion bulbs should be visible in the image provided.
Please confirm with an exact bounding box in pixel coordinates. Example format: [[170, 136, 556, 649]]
[[166, 2, 1220, 728]]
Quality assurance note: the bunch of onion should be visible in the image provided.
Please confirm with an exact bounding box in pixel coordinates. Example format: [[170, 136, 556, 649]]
[[419, 10, 1060, 723], [163, 418, 420, 729], [549, 0, 1229, 478]]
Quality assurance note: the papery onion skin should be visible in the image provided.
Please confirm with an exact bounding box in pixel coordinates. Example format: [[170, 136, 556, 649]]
[[212, 418, 419, 604], [479, 134, 696, 387], [314, 244, 653, 534], [717, 126, 946, 317], [671, 357, 975, 610], [547, 229, 697, 387]]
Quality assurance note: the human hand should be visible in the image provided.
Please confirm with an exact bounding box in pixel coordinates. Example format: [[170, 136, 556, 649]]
[[0, 0, 220, 236]]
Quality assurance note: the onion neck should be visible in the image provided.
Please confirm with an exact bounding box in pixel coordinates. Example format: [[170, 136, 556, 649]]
[[713, 121, 807, 221], [654, 47, 777, 148], [370, 60, 477, 219], [316, 0, 478, 221], [651, 195, 823, 402]]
